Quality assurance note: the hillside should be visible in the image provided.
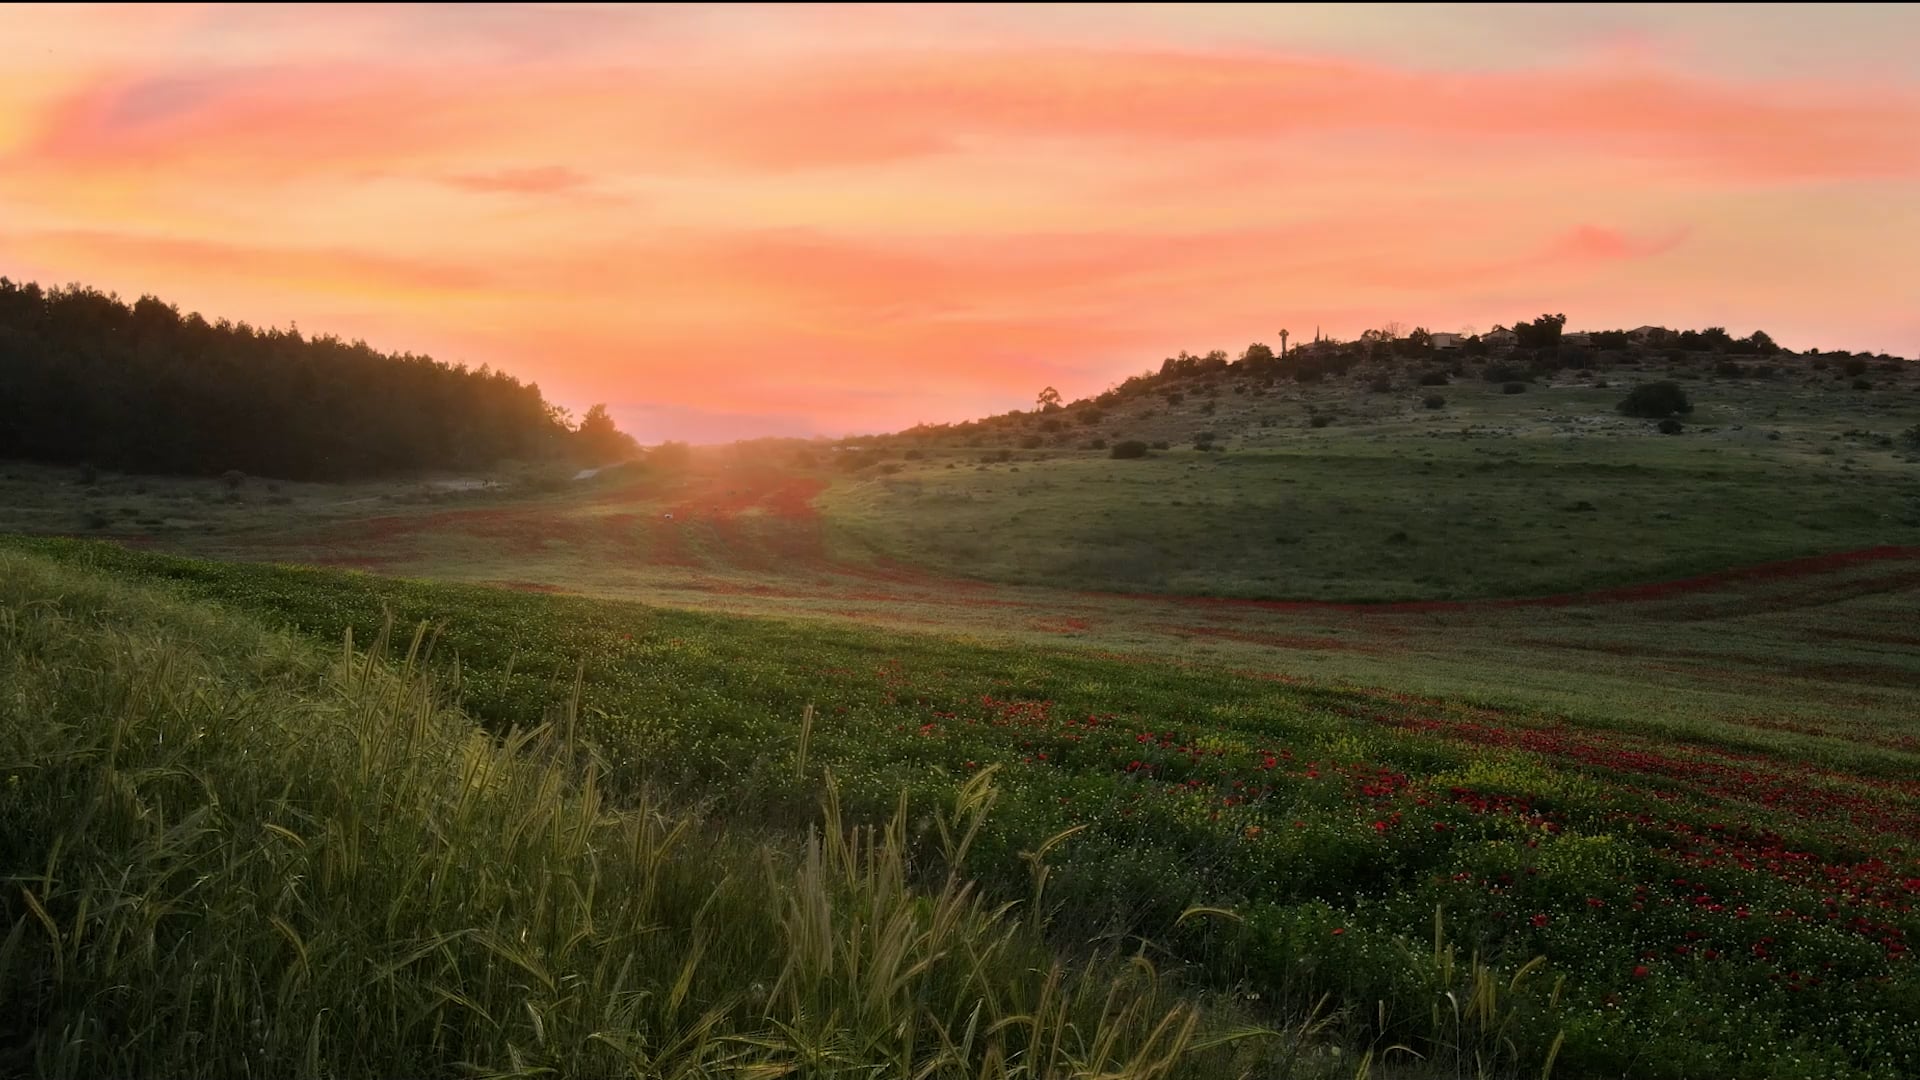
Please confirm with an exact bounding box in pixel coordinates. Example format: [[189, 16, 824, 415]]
[[821, 326, 1920, 601], [0, 278, 638, 479]]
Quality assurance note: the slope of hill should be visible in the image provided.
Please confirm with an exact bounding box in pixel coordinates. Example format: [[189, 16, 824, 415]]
[[822, 338, 1920, 601], [0, 278, 637, 479]]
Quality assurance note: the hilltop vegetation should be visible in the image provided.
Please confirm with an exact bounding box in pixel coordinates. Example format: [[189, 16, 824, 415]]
[[0, 278, 638, 480], [820, 319, 1920, 601]]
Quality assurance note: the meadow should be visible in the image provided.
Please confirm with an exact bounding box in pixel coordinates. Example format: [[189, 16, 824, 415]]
[[6, 537, 1918, 1078], [4, 352, 1919, 1078]]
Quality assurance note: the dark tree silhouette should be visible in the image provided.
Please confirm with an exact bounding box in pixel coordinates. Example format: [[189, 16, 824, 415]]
[[1512, 314, 1566, 350], [0, 278, 638, 479]]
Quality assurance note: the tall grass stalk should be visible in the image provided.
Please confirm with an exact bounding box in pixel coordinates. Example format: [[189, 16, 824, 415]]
[[0, 552, 1293, 1078]]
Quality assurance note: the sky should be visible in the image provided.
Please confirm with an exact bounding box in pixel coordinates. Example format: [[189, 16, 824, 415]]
[[3, 4, 1918, 443]]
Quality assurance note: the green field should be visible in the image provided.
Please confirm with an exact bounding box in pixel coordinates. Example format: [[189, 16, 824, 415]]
[[6, 538, 1920, 1078], [6, 356, 1920, 1078]]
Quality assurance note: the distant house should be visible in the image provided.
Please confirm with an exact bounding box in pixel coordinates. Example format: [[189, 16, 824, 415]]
[[1628, 325, 1668, 342], [1562, 331, 1592, 347], [1483, 325, 1518, 348], [1431, 332, 1465, 351]]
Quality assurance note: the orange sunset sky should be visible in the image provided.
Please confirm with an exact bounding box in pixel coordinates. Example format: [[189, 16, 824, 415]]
[[3, 3, 1918, 442]]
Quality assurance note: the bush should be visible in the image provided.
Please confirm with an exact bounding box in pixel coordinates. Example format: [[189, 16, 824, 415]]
[[1018, 435, 1043, 450], [1657, 418, 1685, 435], [1714, 361, 1745, 378], [1844, 358, 1868, 377], [1484, 364, 1526, 383], [75, 463, 98, 486], [1109, 440, 1149, 459], [1150, 440, 1170, 450], [1901, 424, 1920, 450], [1418, 371, 1449, 387], [1164, 392, 1184, 405], [1309, 414, 1333, 428], [1502, 382, 1527, 395], [82, 510, 111, 530], [902, 448, 924, 460], [1423, 395, 1446, 409], [1368, 376, 1393, 393], [1853, 378, 1873, 391], [221, 469, 247, 491], [1039, 418, 1064, 433], [1078, 409, 1106, 426], [1086, 438, 1108, 450], [1618, 382, 1693, 418]]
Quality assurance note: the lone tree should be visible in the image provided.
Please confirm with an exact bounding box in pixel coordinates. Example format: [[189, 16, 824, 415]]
[[1036, 386, 1062, 412], [1513, 313, 1567, 351], [1618, 381, 1694, 419]]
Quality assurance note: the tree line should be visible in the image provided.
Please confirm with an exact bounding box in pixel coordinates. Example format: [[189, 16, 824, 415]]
[[0, 279, 637, 480]]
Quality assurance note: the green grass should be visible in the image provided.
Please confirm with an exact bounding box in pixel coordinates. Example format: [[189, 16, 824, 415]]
[[9, 539, 1919, 1079], [822, 374, 1920, 602], [0, 548, 1299, 1080]]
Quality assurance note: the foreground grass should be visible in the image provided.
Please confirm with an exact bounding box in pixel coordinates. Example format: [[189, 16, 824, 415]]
[[0, 551, 1296, 1079], [9, 538, 1919, 1079]]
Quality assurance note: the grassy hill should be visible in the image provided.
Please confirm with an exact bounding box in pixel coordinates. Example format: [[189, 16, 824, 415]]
[[822, 350, 1920, 601]]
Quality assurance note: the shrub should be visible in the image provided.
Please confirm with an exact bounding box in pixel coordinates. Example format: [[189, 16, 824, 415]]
[[1018, 435, 1043, 450], [902, 448, 924, 460], [1423, 395, 1446, 409], [1309, 414, 1333, 428], [1368, 376, 1393, 393], [1502, 382, 1527, 395], [1657, 418, 1685, 435], [1164, 392, 1185, 405], [1086, 438, 1107, 450], [1618, 382, 1693, 418], [1484, 364, 1526, 384], [1150, 440, 1170, 450], [1079, 408, 1106, 426], [82, 510, 111, 530], [1418, 371, 1449, 387], [1853, 378, 1873, 391], [1039, 418, 1064, 433], [221, 469, 246, 490], [75, 463, 98, 486], [1844, 358, 1868, 376], [1901, 424, 1920, 450], [1109, 440, 1149, 459]]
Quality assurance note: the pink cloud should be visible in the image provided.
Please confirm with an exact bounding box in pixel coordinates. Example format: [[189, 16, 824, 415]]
[[439, 165, 592, 196], [3, 5, 1915, 438]]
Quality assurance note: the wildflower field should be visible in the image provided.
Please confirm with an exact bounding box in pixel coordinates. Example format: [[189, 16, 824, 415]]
[[9, 537, 1917, 1078]]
